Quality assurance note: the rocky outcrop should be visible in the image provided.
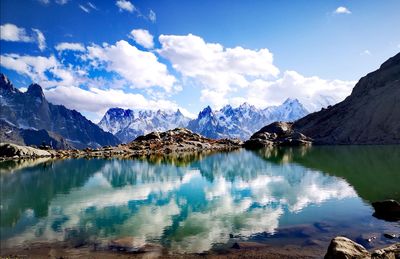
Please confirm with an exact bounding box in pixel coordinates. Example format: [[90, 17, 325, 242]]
[[372, 200, 400, 222], [0, 74, 120, 149], [129, 128, 242, 153], [324, 236, 371, 259], [325, 236, 400, 259], [243, 122, 312, 149], [293, 52, 400, 145], [0, 143, 52, 159], [1, 128, 242, 160]]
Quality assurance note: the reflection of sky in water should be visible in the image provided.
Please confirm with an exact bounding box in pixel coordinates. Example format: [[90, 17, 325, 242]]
[[0, 149, 372, 253]]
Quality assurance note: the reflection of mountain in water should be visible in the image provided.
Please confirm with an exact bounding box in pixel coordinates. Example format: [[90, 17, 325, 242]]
[[255, 146, 400, 202], [2, 147, 394, 253]]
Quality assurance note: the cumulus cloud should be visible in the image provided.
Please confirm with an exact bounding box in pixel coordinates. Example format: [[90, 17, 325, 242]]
[[45, 85, 185, 116], [158, 34, 279, 107], [55, 42, 85, 52], [86, 40, 176, 91], [0, 53, 79, 88], [0, 23, 33, 42], [334, 6, 351, 14], [129, 29, 154, 49], [116, 0, 135, 12], [243, 71, 355, 111]]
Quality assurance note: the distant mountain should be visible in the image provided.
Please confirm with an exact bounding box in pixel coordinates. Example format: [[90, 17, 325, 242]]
[[188, 99, 309, 140], [0, 73, 120, 149], [293, 52, 400, 144], [98, 108, 191, 143]]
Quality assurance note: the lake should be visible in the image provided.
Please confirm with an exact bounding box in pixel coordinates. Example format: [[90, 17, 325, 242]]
[[1, 146, 399, 256]]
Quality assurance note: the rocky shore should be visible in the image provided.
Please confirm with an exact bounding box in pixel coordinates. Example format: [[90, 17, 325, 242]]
[[0, 128, 242, 161]]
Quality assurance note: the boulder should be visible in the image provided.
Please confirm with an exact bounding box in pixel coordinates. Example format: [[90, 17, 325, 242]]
[[0, 143, 51, 158], [372, 200, 400, 221], [324, 236, 371, 259], [371, 243, 400, 259], [244, 121, 312, 148]]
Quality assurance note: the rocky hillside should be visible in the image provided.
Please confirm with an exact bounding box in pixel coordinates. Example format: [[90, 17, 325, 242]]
[[293, 52, 400, 144], [188, 99, 308, 140], [0, 74, 120, 149], [0, 119, 71, 149], [98, 108, 190, 143]]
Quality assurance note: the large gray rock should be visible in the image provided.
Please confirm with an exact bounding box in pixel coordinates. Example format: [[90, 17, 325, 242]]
[[324, 236, 371, 259], [0, 143, 51, 158], [325, 236, 400, 259]]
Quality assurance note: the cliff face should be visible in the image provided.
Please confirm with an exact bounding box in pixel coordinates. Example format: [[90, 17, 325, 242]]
[[294, 52, 400, 144]]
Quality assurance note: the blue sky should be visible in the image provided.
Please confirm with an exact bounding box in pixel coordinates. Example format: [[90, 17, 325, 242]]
[[1, 0, 399, 121]]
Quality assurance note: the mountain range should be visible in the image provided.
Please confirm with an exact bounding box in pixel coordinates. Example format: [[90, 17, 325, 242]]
[[98, 108, 190, 143], [98, 98, 308, 142], [0, 74, 120, 149]]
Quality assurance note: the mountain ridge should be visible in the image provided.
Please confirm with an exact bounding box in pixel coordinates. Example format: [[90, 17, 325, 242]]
[[0, 74, 120, 149]]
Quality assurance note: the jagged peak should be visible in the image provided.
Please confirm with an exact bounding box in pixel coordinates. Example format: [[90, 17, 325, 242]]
[[282, 98, 300, 105], [26, 83, 45, 98], [0, 73, 16, 92]]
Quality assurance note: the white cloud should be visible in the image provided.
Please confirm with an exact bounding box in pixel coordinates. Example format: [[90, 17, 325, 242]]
[[79, 4, 90, 13], [361, 50, 371, 56], [0, 24, 33, 42], [116, 0, 135, 12], [158, 34, 279, 107], [86, 40, 176, 91], [149, 10, 156, 23], [32, 29, 46, 51], [0, 53, 78, 88], [55, 0, 69, 4], [45, 85, 185, 118], [334, 6, 351, 14], [129, 29, 154, 49], [37, 0, 50, 4], [55, 42, 85, 52], [87, 2, 97, 10], [243, 71, 355, 111]]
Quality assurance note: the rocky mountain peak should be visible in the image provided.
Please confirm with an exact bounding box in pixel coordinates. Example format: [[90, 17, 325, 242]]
[[199, 106, 213, 117], [0, 73, 16, 92], [26, 83, 45, 99]]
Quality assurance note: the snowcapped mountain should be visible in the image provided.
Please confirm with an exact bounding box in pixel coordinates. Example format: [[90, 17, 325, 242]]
[[188, 98, 309, 140], [98, 108, 191, 143], [98, 98, 308, 142]]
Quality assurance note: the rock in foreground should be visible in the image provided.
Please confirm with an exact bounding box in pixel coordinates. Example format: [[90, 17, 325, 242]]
[[0, 143, 52, 159], [243, 122, 312, 148], [324, 236, 400, 259]]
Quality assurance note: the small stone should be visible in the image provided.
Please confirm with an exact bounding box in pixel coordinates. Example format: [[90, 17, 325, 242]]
[[383, 233, 396, 239]]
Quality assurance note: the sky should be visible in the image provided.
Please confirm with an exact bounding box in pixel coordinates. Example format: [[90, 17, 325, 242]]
[[1, 0, 399, 122]]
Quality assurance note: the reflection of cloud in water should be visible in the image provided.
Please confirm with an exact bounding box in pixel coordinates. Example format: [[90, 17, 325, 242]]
[[1, 150, 358, 253]]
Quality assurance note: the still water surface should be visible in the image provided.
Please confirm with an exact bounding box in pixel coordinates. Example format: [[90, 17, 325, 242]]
[[1, 146, 399, 253]]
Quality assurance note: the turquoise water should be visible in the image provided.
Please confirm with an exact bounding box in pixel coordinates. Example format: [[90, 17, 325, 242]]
[[1, 147, 399, 253]]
